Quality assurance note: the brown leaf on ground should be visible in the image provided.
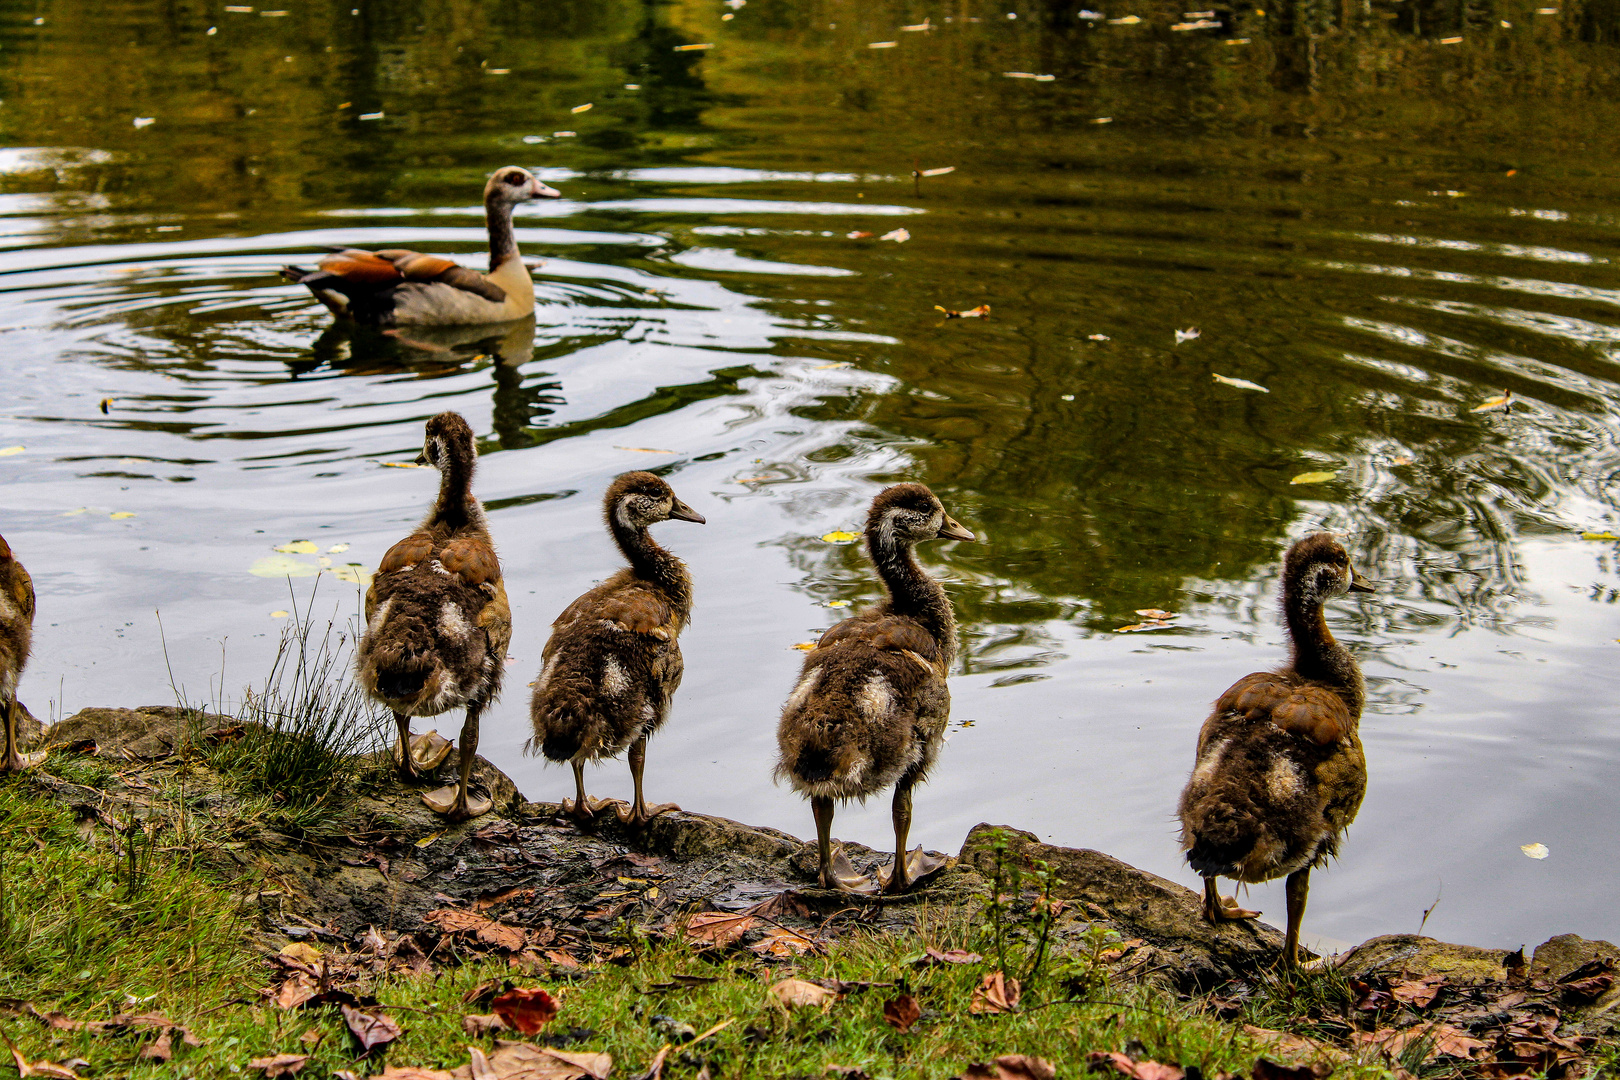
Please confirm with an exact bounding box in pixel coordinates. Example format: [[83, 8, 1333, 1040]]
[[462, 1013, 508, 1037], [424, 908, 528, 952], [959, 1055, 1057, 1080], [1354, 1024, 1488, 1063], [271, 973, 319, 1009], [4, 1038, 81, 1080], [882, 994, 921, 1033], [544, 949, 581, 968], [634, 1044, 672, 1080], [490, 987, 558, 1034], [1243, 1026, 1348, 1064], [918, 947, 982, 966], [474, 885, 538, 912], [248, 1054, 309, 1078], [544, 1049, 613, 1079], [298, 1028, 325, 1048], [1251, 1060, 1332, 1080], [685, 911, 758, 947], [341, 1004, 402, 1053], [139, 1030, 174, 1063], [1087, 1051, 1184, 1080], [772, 978, 836, 1009], [375, 1067, 455, 1080], [454, 1041, 609, 1080], [750, 926, 817, 957], [742, 892, 812, 920], [969, 971, 1021, 1014], [1390, 975, 1446, 1008]]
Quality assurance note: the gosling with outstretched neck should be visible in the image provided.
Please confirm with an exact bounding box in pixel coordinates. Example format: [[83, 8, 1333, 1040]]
[[774, 483, 976, 894], [1177, 532, 1374, 967], [357, 412, 512, 821], [527, 472, 705, 827], [0, 533, 40, 773]]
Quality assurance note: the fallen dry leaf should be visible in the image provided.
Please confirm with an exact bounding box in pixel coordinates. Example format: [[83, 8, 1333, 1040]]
[[917, 946, 982, 966], [423, 908, 528, 952], [1115, 620, 1173, 633], [1471, 391, 1513, 413], [249, 1054, 309, 1079], [1251, 1061, 1332, 1080], [1521, 842, 1550, 859], [959, 1055, 1057, 1080], [1087, 1052, 1184, 1080], [968, 971, 1020, 1014], [882, 993, 921, 1033], [490, 987, 558, 1034], [772, 978, 836, 1008], [1389, 975, 1446, 1008], [1242, 1027, 1347, 1064], [749, 926, 816, 957], [4, 1038, 80, 1080], [544, 1049, 613, 1079], [935, 304, 991, 318], [462, 1013, 507, 1037], [341, 1004, 402, 1053], [685, 911, 758, 947]]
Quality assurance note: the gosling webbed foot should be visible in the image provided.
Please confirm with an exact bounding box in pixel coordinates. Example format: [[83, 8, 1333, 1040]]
[[615, 800, 680, 828], [1207, 894, 1261, 922], [422, 785, 492, 821], [1, 749, 47, 773], [878, 846, 948, 895], [393, 730, 453, 781], [819, 845, 877, 894], [560, 795, 621, 824]]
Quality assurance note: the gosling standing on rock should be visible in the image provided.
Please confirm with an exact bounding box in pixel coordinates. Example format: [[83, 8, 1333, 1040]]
[[1177, 533, 1374, 966], [775, 483, 976, 894], [527, 472, 705, 826], [358, 412, 512, 821], [0, 533, 41, 773]]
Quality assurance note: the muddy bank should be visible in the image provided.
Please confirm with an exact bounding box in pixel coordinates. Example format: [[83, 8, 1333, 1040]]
[[20, 705, 1620, 1049]]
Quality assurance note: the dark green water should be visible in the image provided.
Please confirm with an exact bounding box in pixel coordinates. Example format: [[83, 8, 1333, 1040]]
[[3, 0, 1619, 950]]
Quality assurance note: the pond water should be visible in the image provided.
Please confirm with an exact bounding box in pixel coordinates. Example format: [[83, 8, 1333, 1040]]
[[3, 0, 1620, 951]]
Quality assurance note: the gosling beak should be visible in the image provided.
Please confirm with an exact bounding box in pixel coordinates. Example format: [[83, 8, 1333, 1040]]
[[669, 499, 706, 525], [533, 181, 562, 200], [1349, 569, 1375, 593], [413, 452, 429, 466], [938, 515, 976, 542]]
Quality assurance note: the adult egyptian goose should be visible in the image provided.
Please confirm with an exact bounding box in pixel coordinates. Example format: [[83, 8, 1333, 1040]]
[[281, 166, 560, 327], [527, 472, 705, 826], [774, 483, 976, 894], [1177, 532, 1375, 966], [0, 533, 41, 774], [357, 412, 511, 821]]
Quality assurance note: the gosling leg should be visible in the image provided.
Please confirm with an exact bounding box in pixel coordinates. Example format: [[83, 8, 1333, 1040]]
[[421, 703, 492, 821], [615, 734, 679, 827], [879, 777, 946, 895], [1203, 876, 1261, 922], [393, 711, 417, 781], [811, 794, 873, 893], [1283, 867, 1310, 968]]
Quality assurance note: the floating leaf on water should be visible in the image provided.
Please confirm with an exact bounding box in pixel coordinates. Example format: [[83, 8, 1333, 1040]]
[[109, 511, 137, 519], [827, 599, 852, 608], [793, 642, 817, 651], [1135, 609, 1176, 620], [846, 230, 874, 239], [1060, 394, 1075, 400], [1580, 531, 1619, 541], [868, 40, 900, 47], [1088, 333, 1111, 340], [1004, 71, 1057, 80], [1175, 327, 1201, 344], [571, 103, 593, 113], [0, 446, 23, 456], [1225, 36, 1251, 43], [1115, 621, 1173, 633], [379, 461, 426, 469], [486, 68, 511, 75], [917, 166, 955, 177], [1171, 18, 1222, 28], [274, 540, 319, 554], [1521, 842, 1550, 860], [1439, 34, 1463, 42], [821, 530, 860, 543], [880, 228, 910, 242], [1212, 373, 1270, 393], [358, 111, 385, 120], [317, 556, 332, 568], [270, 611, 290, 618], [327, 543, 350, 553], [813, 361, 853, 369], [1470, 391, 1513, 413], [249, 554, 321, 578], [329, 564, 373, 588], [61, 508, 89, 516], [1290, 471, 1337, 485], [673, 42, 714, 51], [133, 116, 156, 128], [1107, 13, 1142, 22], [1390, 454, 1413, 466], [934, 304, 990, 318], [1091, 116, 1114, 123], [901, 19, 933, 30], [613, 446, 676, 454]]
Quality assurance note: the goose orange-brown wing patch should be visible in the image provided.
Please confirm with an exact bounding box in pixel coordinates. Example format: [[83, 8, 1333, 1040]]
[[378, 533, 434, 575], [315, 251, 404, 286], [815, 615, 939, 660], [1269, 686, 1353, 745], [1217, 672, 1294, 719], [392, 253, 462, 281], [439, 535, 501, 587], [596, 590, 676, 639]]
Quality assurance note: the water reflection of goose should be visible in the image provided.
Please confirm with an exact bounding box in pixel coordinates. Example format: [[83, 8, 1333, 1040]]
[[279, 167, 560, 327], [289, 315, 539, 380], [1177, 533, 1375, 967]]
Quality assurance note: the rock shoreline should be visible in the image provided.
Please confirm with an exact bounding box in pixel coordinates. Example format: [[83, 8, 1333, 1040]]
[[17, 705, 1620, 1046]]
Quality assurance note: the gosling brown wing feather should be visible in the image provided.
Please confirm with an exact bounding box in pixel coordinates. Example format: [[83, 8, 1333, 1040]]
[[9, 563, 34, 625], [378, 533, 435, 576], [1215, 672, 1352, 746], [440, 534, 501, 587]]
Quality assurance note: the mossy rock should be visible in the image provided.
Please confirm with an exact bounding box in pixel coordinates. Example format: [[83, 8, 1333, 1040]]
[[1336, 934, 1510, 984]]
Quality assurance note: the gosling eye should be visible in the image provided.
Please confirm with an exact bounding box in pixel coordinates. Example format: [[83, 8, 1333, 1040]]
[[503, 171, 525, 187]]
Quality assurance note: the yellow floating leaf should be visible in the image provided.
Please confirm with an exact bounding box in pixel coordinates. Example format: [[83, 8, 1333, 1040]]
[[270, 610, 290, 618], [0, 445, 24, 456], [249, 554, 321, 578], [380, 461, 427, 468], [275, 540, 319, 554], [318, 556, 332, 567], [1471, 392, 1513, 413], [327, 543, 350, 554], [1212, 373, 1270, 393], [1135, 609, 1175, 620], [110, 511, 137, 519], [793, 642, 817, 651], [820, 530, 859, 543], [868, 40, 899, 48], [329, 564, 374, 588], [814, 362, 853, 370], [918, 166, 955, 177], [935, 304, 990, 318], [1521, 842, 1549, 860], [61, 508, 89, 517], [1580, 531, 1619, 541], [1290, 471, 1337, 485], [571, 103, 593, 114], [673, 42, 714, 51], [828, 599, 852, 608], [614, 446, 676, 454], [1115, 621, 1172, 633]]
